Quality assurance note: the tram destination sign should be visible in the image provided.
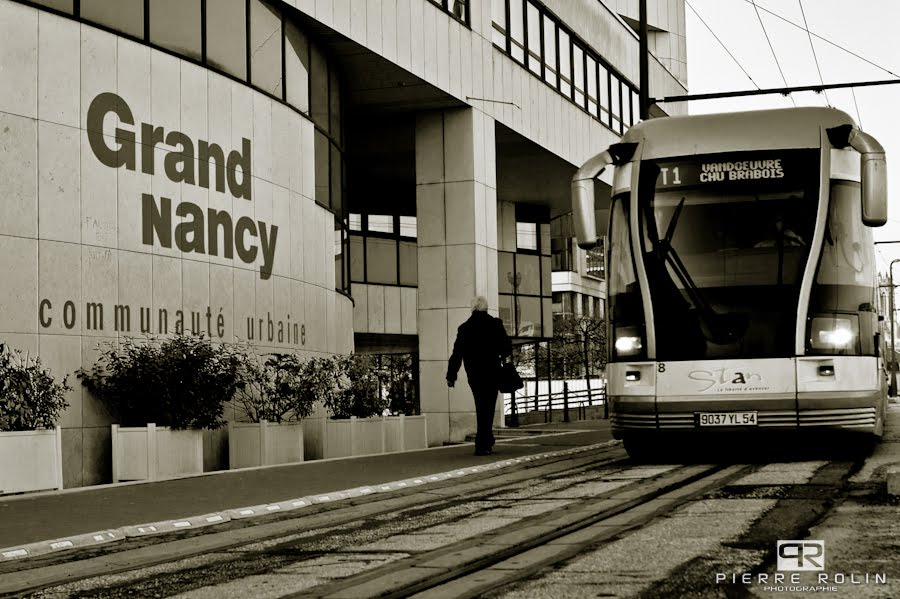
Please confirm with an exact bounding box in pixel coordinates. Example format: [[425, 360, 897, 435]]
[[654, 151, 811, 190]]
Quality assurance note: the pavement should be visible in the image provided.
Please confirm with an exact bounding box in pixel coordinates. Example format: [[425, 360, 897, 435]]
[[1, 405, 899, 572]]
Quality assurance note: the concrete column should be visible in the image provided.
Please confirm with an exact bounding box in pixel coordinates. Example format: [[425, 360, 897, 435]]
[[416, 108, 498, 445]]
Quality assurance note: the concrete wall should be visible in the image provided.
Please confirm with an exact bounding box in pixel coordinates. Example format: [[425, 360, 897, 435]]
[[0, 1, 353, 487]]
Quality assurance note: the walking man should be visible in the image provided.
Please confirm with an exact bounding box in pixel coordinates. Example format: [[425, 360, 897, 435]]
[[446, 296, 512, 455]]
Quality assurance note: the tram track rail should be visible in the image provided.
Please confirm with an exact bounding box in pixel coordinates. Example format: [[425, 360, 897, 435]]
[[1, 443, 629, 597]]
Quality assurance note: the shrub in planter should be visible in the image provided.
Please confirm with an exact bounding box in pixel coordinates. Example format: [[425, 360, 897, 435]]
[[325, 354, 389, 419], [0, 344, 70, 431], [230, 351, 319, 423], [77, 335, 243, 430]]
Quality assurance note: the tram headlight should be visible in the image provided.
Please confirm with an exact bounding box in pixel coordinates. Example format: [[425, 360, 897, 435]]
[[809, 314, 858, 352], [614, 327, 643, 357]]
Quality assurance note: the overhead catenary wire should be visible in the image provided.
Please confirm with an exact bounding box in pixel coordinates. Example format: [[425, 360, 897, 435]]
[[798, 0, 830, 107], [750, 0, 796, 107], [741, 0, 900, 80], [685, 0, 760, 90]]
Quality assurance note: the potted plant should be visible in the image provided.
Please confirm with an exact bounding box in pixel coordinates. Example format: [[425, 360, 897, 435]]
[[0, 344, 70, 494], [78, 335, 243, 482], [227, 351, 318, 469]]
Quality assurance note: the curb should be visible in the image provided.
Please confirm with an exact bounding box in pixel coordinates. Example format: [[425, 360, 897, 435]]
[[0, 441, 617, 563]]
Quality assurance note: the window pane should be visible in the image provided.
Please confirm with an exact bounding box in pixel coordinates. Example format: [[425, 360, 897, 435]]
[[285, 20, 310, 112], [366, 238, 398, 284], [350, 235, 365, 282], [206, 0, 246, 79], [611, 75, 621, 126], [516, 222, 537, 250], [598, 63, 610, 122], [399, 216, 417, 238], [632, 88, 640, 124], [33, 0, 73, 13], [558, 29, 571, 97], [491, 0, 507, 48], [509, 0, 524, 63], [368, 214, 394, 234], [330, 145, 342, 213], [250, 0, 283, 97], [334, 221, 344, 289], [526, 2, 541, 75], [573, 45, 585, 108], [329, 68, 342, 141], [542, 16, 556, 87], [349, 213, 362, 231], [499, 294, 515, 336], [314, 130, 329, 208], [541, 255, 551, 295], [586, 56, 598, 117], [517, 296, 540, 337], [309, 44, 329, 129], [82, 0, 144, 39], [516, 253, 540, 295], [541, 296, 553, 337], [498, 252, 515, 293], [150, 0, 201, 60], [399, 240, 418, 285]]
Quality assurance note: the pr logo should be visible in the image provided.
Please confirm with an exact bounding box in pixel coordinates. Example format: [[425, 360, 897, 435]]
[[776, 540, 825, 571]]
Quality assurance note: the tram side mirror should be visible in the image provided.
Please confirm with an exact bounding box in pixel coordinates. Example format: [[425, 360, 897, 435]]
[[827, 125, 887, 227], [571, 143, 637, 249]]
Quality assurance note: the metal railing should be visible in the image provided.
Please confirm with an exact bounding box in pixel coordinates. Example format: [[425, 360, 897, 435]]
[[504, 379, 607, 426]]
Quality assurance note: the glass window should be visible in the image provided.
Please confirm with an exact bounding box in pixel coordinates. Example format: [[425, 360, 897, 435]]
[[330, 145, 342, 213], [558, 29, 571, 97], [586, 56, 598, 117], [516, 222, 537, 251], [516, 254, 540, 295], [250, 0, 283, 97], [329, 68, 342, 142], [542, 16, 557, 87], [33, 0, 73, 13], [81, 0, 144, 39], [573, 45, 585, 108], [632, 88, 641, 124], [206, 0, 246, 80], [450, 0, 468, 22], [334, 221, 345, 290], [509, 0, 525, 63], [349, 213, 362, 231], [499, 252, 515, 293], [366, 238, 399, 284], [499, 294, 515, 336], [598, 63, 610, 123], [540, 223, 551, 256], [399, 216, 417, 238], [491, 0, 507, 48], [285, 20, 310, 112], [517, 296, 541, 336], [149, 0, 201, 60], [399, 240, 418, 286], [368, 215, 394, 234], [541, 255, 551, 295], [309, 44, 329, 130], [314, 130, 329, 208], [350, 235, 365, 282], [611, 75, 621, 132], [526, 2, 541, 75]]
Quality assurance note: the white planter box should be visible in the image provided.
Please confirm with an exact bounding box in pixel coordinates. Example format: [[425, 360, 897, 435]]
[[0, 426, 63, 494], [111, 424, 204, 482], [303, 415, 428, 460], [228, 420, 304, 469]]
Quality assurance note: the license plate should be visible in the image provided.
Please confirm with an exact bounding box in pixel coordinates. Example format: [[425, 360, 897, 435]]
[[697, 411, 757, 426]]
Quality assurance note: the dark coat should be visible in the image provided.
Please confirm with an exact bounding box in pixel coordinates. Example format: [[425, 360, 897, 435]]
[[446, 311, 512, 387]]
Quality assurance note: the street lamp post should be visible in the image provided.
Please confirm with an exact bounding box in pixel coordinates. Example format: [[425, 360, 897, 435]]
[[889, 259, 900, 397]]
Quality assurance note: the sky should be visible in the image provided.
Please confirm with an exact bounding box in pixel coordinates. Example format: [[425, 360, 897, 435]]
[[682, 0, 900, 273]]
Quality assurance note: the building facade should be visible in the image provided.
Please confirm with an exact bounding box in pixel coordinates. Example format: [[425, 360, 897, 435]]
[[0, 0, 686, 487]]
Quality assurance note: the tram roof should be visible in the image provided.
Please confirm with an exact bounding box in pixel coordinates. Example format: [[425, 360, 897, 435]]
[[623, 106, 857, 159]]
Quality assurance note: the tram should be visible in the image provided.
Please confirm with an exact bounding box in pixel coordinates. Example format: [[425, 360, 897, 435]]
[[570, 107, 889, 458]]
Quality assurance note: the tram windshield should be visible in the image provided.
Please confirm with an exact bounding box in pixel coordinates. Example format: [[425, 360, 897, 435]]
[[635, 150, 819, 360]]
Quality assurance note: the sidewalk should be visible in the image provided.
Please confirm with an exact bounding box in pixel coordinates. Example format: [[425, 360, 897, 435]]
[[0, 421, 614, 559]]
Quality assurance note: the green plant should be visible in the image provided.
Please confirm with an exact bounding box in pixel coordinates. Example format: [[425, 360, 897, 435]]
[[324, 354, 389, 419], [0, 345, 71, 432], [77, 335, 244, 430], [230, 351, 321, 423]]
